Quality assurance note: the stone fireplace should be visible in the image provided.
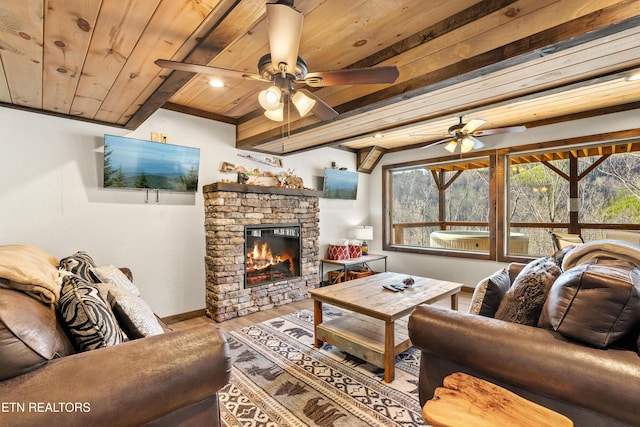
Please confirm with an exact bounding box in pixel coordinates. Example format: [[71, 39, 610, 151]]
[[203, 182, 321, 322]]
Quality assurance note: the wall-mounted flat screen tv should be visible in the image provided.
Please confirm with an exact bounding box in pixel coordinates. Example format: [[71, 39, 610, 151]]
[[322, 168, 358, 200], [103, 134, 200, 192]]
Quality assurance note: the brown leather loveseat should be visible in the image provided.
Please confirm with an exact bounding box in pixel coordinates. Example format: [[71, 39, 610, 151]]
[[0, 244, 231, 426], [409, 240, 640, 427]]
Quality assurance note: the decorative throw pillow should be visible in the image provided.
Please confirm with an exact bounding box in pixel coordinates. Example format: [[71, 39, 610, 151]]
[[57, 275, 124, 351], [59, 251, 96, 282], [545, 260, 640, 348], [90, 265, 141, 296], [96, 283, 163, 339], [469, 267, 511, 317], [494, 257, 561, 326]]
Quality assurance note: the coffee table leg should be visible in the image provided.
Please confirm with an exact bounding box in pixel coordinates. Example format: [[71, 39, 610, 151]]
[[451, 293, 459, 311], [384, 320, 395, 383], [313, 299, 323, 348]]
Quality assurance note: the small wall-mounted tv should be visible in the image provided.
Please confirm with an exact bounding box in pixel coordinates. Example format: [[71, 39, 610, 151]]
[[322, 168, 358, 200], [103, 134, 200, 192]]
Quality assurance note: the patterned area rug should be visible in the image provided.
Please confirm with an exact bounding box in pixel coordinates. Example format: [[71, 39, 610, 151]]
[[219, 307, 425, 427]]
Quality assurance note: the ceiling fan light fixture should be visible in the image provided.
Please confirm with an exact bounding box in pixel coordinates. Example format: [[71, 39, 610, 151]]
[[264, 103, 284, 121], [460, 137, 475, 153], [444, 140, 457, 153], [258, 86, 282, 111], [291, 90, 315, 117]]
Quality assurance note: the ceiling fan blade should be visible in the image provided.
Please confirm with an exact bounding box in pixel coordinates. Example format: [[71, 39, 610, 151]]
[[225, 92, 259, 117], [296, 88, 338, 120], [473, 125, 527, 136], [419, 137, 453, 149], [410, 133, 447, 138], [303, 66, 399, 87], [461, 119, 486, 134], [469, 135, 485, 150], [266, 2, 303, 74], [155, 59, 266, 81]]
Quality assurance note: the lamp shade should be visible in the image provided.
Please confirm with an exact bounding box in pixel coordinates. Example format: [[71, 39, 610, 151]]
[[258, 86, 281, 111], [444, 140, 457, 153], [264, 104, 284, 121], [292, 90, 315, 117], [355, 225, 373, 241], [460, 136, 475, 153]]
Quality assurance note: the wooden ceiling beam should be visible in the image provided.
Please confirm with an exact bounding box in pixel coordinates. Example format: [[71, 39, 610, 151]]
[[161, 102, 237, 125], [125, 0, 262, 130], [345, 0, 519, 70]]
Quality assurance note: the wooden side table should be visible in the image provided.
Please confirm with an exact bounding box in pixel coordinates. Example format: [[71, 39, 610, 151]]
[[423, 372, 573, 427], [320, 254, 387, 285]]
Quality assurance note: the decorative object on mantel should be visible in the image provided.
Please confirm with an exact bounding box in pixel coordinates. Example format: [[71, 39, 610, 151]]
[[355, 225, 373, 255], [279, 169, 305, 189], [237, 171, 249, 184], [237, 152, 283, 168], [218, 162, 308, 189], [219, 161, 235, 172]]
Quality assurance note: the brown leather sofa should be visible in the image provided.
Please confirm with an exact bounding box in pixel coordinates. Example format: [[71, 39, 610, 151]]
[[0, 255, 231, 426], [409, 241, 640, 427]]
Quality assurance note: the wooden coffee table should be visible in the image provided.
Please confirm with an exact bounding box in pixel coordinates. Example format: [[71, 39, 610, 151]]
[[309, 271, 462, 382]]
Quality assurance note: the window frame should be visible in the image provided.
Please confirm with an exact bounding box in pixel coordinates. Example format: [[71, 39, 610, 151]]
[[383, 130, 640, 262]]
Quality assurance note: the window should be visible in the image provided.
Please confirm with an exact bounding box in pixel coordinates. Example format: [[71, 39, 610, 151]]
[[506, 142, 640, 258], [507, 156, 570, 256], [385, 157, 491, 257], [384, 134, 640, 261]]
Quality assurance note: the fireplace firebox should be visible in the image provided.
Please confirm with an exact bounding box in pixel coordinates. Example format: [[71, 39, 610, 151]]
[[245, 224, 301, 288]]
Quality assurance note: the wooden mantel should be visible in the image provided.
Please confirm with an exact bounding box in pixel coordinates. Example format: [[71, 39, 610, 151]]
[[203, 182, 323, 197]]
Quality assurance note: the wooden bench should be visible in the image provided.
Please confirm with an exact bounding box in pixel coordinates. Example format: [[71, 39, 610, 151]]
[[423, 372, 573, 427]]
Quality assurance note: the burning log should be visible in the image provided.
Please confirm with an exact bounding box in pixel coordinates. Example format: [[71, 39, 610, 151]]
[[247, 259, 292, 276]]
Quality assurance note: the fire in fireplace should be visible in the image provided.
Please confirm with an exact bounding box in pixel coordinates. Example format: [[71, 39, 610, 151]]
[[245, 224, 301, 287]]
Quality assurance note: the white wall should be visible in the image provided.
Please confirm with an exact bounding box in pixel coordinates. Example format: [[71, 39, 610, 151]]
[[3, 106, 636, 315], [0, 107, 363, 316], [367, 109, 640, 288]]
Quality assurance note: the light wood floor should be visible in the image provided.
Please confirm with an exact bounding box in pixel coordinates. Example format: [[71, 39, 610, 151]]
[[167, 291, 472, 333]]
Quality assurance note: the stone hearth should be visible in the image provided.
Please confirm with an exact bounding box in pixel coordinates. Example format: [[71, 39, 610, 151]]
[[203, 183, 321, 322]]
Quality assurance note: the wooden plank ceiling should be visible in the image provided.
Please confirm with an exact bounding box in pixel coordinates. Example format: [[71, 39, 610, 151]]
[[0, 0, 639, 160]]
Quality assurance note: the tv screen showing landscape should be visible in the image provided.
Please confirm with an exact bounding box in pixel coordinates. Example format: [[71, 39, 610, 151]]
[[103, 135, 200, 192], [323, 168, 358, 200]]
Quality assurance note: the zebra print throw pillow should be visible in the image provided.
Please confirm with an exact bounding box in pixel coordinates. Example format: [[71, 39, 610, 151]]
[[57, 275, 124, 351], [59, 251, 96, 282]]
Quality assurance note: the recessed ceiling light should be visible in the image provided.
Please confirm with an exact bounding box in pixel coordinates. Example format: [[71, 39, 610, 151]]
[[625, 71, 640, 82], [372, 133, 384, 138], [208, 79, 225, 88]]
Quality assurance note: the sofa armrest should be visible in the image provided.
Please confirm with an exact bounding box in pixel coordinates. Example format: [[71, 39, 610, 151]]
[[0, 324, 231, 427], [408, 305, 640, 426]]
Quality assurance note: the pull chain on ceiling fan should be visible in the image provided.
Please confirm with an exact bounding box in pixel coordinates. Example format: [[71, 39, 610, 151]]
[[155, 0, 400, 123], [412, 116, 526, 153]]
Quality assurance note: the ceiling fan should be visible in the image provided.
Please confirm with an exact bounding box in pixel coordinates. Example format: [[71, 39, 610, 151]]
[[412, 116, 526, 153], [155, 0, 399, 122]]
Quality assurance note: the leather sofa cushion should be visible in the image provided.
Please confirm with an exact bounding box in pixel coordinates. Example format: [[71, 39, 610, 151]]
[[546, 260, 640, 348], [0, 289, 75, 380]]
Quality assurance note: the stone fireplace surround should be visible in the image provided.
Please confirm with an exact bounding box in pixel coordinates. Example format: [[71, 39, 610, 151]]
[[203, 182, 321, 322]]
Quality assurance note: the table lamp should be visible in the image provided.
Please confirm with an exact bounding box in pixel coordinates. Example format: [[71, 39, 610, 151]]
[[355, 226, 373, 255]]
